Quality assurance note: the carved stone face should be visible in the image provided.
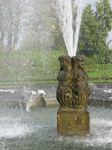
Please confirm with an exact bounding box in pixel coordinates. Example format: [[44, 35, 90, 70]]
[[59, 56, 71, 70], [77, 60, 84, 70], [72, 55, 85, 71], [60, 58, 68, 69]]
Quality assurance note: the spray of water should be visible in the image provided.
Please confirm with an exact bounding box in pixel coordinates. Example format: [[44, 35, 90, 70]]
[[57, 0, 83, 57], [73, 0, 83, 56]]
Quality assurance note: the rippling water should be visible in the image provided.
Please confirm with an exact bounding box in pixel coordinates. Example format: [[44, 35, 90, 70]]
[[0, 106, 112, 150]]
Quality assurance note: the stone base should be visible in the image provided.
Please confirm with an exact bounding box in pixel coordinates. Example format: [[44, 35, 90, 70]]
[[57, 107, 90, 135]]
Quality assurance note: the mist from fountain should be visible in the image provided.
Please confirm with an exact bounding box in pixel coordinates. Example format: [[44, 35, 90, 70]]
[[57, 0, 83, 56]]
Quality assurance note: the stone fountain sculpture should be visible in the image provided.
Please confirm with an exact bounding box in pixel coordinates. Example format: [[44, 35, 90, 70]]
[[57, 55, 90, 134], [26, 90, 46, 112]]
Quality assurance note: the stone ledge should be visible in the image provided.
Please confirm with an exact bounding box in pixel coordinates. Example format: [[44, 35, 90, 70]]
[[88, 98, 112, 108]]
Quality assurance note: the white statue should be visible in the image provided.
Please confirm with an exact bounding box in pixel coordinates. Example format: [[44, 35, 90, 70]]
[[26, 90, 46, 112]]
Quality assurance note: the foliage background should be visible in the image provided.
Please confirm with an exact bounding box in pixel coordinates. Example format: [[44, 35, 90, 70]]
[[0, 0, 112, 85]]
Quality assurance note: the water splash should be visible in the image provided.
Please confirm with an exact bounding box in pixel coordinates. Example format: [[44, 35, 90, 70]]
[[57, 0, 83, 56], [0, 107, 112, 149], [0, 123, 30, 138]]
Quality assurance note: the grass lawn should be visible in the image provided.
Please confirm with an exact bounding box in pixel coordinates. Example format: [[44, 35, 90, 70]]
[[0, 50, 111, 86]]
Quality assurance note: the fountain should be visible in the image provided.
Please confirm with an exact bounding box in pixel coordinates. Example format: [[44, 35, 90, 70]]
[[0, 0, 112, 149], [56, 0, 90, 134]]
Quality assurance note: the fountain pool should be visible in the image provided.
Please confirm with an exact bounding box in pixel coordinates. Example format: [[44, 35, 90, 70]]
[[0, 106, 112, 150]]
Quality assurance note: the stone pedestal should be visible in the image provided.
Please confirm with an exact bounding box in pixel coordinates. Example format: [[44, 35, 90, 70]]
[[57, 107, 90, 135]]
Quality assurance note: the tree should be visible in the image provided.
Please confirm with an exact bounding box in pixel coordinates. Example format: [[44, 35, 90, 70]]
[[95, 0, 112, 63], [20, 0, 66, 51], [0, 0, 7, 50], [0, 0, 34, 51], [78, 4, 98, 57], [78, 0, 112, 63]]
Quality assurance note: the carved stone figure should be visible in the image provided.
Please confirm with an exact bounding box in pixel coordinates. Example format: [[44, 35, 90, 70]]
[[26, 90, 46, 112], [57, 55, 90, 134], [72, 55, 90, 108], [57, 56, 73, 108], [57, 55, 90, 108]]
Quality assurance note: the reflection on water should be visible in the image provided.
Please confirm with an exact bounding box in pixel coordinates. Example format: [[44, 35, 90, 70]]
[[0, 106, 112, 150]]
